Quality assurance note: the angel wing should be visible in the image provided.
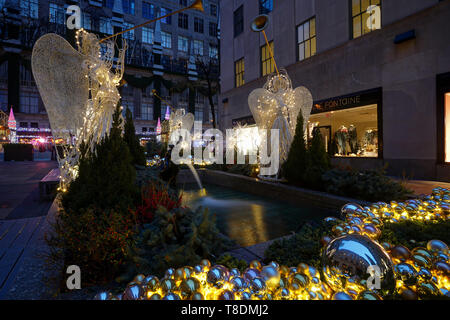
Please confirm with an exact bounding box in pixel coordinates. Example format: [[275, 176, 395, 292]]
[[31, 33, 89, 138]]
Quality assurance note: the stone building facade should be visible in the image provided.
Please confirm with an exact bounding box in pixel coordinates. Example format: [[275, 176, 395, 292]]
[[0, 0, 219, 144], [219, 0, 450, 181]]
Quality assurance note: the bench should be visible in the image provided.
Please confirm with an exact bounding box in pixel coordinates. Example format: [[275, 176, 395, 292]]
[[39, 168, 60, 201]]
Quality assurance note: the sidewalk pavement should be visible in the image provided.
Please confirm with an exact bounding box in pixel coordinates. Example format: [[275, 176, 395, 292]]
[[400, 179, 450, 196]]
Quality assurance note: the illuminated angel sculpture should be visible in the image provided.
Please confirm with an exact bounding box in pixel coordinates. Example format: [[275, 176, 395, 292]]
[[168, 108, 195, 145], [248, 69, 313, 178], [31, 29, 126, 190]]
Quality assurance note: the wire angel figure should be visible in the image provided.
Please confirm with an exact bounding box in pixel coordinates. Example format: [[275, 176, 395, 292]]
[[32, 29, 127, 190], [248, 69, 313, 178]]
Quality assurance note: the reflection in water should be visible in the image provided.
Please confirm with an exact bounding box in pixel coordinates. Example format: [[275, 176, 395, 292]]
[[181, 184, 333, 247]]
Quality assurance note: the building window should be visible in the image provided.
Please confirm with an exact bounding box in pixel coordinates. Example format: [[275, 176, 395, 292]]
[[179, 13, 189, 29], [178, 36, 189, 52], [193, 40, 203, 55], [259, 0, 273, 14], [20, 0, 38, 19], [82, 13, 91, 30], [233, 5, 244, 37], [30, 122, 38, 128], [194, 17, 204, 33], [20, 90, 39, 114], [100, 18, 113, 34], [142, 27, 154, 44], [235, 58, 245, 88], [123, 23, 134, 40], [161, 31, 172, 48], [210, 3, 217, 16], [209, 22, 218, 37], [309, 102, 379, 158], [141, 103, 153, 121], [49, 3, 65, 25], [160, 7, 172, 24], [209, 44, 218, 59], [122, 0, 135, 15], [180, 0, 187, 6], [20, 122, 28, 128], [297, 17, 316, 61], [351, 0, 381, 39], [261, 41, 274, 76], [104, 0, 114, 8], [142, 2, 155, 20]]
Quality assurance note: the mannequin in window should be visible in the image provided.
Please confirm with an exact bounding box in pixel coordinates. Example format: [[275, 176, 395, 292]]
[[348, 124, 358, 155], [334, 125, 348, 156]]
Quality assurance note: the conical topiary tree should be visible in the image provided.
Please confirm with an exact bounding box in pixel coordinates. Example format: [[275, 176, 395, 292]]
[[303, 128, 330, 190], [62, 104, 138, 214], [124, 107, 146, 166], [282, 113, 311, 185]]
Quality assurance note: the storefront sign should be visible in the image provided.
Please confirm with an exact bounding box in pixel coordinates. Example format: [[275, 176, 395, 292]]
[[313, 88, 382, 114]]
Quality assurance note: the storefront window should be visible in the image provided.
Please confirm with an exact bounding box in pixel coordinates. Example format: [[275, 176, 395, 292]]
[[445, 93, 450, 162], [309, 104, 378, 158]]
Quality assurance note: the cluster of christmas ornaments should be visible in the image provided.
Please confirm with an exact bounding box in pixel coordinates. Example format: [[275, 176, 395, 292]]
[[95, 188, 449, 300]]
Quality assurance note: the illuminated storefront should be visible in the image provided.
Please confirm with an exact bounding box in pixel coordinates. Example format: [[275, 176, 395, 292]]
[[310, 88, 382, 159]]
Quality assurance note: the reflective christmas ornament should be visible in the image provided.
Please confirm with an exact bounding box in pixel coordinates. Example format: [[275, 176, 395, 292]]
[[341, 203, 364, 219], [412, 253, 432, 268], [94, 292, 111, 300], [149, 293, 161, 300], [231, 277, 246, 291], [332, 292, 353, 300], [411, 247, 433, 261], [194, 265, 204, 274], [133, 274, 145, 284], [250, 260, 262, 270], [174, 268, 186, 281], [122, 284, 144, 300], [243, 268, 260, 282], [218, 290, 235, 300], [163, 293, 181, 300], [390, 245, 411, 262], [289, 273, 309, 290], [399, 287, 418, 300], [280, 288, 290, 298], [240, 292, 252, 300], [179, 277, 201, 299], [160, 278, 176, 294], [183, 266, 194, 279], [215, 265, 230, 281], [142, 275, 159, 291], [416, 282, 440, 296], [165, 268, 175, 279], [192, 292, 204, 300], [269, 261, 280, 270], [251, 277, 266, 292], [357, 291, 382, 300], [435, 261, 450, 276], [201, 259, 212, 268], [230, 268, 241, 277], [362, 224, 381, 239], [322, 234, 395, 294], [207, 267, 224, 285], [427, 240, 449, 254], [418, 268, 432, 281], [261, 265, 280, 288], [395, 263, 418, 286]]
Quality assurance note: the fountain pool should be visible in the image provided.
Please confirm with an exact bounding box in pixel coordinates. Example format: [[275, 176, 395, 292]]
[[181, 184, 335, 247]]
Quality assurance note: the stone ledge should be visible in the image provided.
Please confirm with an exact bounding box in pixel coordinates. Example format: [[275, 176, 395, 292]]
[[193, 169, 370, 210]]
